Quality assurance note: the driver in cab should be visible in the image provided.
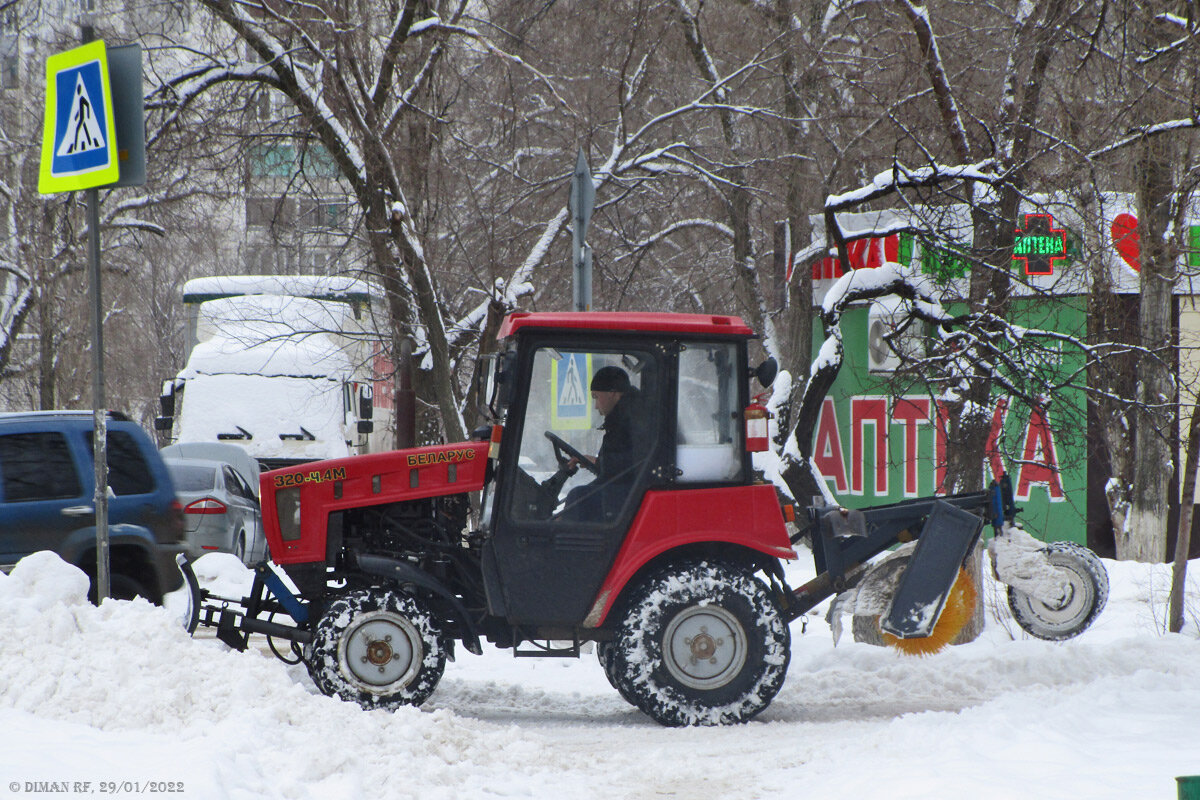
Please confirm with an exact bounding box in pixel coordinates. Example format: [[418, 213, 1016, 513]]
[[563, 366, 642, 519]]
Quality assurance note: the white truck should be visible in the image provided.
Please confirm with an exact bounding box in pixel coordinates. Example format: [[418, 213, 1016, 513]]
[[156, 275, 394, 470]]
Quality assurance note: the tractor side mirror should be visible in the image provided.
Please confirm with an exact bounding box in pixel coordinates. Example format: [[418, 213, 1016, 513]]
[[753, 357, 778, 389], [495, 350, 519, 410]]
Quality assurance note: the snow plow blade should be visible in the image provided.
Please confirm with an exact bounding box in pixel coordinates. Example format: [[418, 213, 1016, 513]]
[[175, 553, 202, 635], [880, 500, 983, 640]]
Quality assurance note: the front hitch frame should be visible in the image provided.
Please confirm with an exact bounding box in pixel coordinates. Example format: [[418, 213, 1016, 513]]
[[175, 555, 313, 653]]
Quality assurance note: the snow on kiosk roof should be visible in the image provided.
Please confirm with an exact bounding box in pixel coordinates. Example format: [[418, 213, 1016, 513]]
[[498, 311, 755, 338]]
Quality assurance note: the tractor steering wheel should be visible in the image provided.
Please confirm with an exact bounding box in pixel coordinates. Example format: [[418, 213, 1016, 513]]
[[545, 431, 598, 475]]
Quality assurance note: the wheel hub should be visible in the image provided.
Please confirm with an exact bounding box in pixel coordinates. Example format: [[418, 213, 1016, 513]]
[[365, 636, 396, 668], [688, 631, 719, 661], [339, 611, 422, 694], [663, 605, 747, 691]]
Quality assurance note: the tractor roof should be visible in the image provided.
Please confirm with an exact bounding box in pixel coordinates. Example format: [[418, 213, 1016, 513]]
[[498, 311, 754, 339]]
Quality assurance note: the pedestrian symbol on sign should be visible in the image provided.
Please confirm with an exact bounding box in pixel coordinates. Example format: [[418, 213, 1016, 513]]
[[559, 355, 586, 407], [57, 73, 106, 157], [551, 352, 592, 430]]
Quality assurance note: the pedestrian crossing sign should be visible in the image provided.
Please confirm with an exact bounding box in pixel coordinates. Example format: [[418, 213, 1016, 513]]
[[39, 40, 119, 194], [551, 352, 593, 430]]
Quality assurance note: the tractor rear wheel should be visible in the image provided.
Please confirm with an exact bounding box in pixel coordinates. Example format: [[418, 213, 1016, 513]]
[[609, 561, 789, 726], [597, 641, 640, 707], [307, 588, 446, 711], [1007, 541, 1108, 641]]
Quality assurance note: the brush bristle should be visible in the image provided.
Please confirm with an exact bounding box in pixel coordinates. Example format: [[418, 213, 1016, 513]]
[[881, 568, 978, 656]]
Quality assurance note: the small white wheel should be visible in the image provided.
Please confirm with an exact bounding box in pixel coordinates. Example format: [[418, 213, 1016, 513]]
[[1007, 542, 1108, 641]]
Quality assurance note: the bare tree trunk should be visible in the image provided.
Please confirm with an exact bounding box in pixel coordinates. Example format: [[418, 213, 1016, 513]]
[[776, 0, 813, 433], [1169, 400, 1200, 631], [1127, 134, 1175, 563]]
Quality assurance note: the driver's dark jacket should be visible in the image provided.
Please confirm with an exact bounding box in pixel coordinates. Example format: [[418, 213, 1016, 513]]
[[594, 389, 644, 484]]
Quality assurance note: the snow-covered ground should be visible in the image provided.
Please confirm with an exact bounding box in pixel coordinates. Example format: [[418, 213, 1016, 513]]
[[1, 549, 1199, 800]]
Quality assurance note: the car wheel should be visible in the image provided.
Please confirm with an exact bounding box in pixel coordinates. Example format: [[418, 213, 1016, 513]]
[[87, 572, 149, 605], [233, 533, 247, 564]]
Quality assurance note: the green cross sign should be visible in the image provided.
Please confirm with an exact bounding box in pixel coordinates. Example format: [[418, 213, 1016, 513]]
[[1013, 213, 1067, 276]]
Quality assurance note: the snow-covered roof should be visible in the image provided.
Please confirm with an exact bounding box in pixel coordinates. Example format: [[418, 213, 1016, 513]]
[[187, 295, 371, 370], [182, 274, 378, 303]]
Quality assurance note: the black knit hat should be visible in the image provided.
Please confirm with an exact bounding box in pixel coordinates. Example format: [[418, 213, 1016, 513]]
[[590, 366, 630, 393]]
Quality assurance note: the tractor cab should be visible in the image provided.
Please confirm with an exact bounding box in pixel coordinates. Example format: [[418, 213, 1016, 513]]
[[477, 312, 790, 628]]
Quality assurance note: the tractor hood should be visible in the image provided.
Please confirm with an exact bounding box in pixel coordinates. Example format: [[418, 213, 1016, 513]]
[[260, 441, 490, 565]]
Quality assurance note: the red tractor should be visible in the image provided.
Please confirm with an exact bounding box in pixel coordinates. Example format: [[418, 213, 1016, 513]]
[[178, 311, 1107, 726]]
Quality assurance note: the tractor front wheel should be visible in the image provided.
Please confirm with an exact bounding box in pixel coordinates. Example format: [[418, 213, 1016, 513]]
[[609, 561, 789, 726], [307, 588, 446, 711]]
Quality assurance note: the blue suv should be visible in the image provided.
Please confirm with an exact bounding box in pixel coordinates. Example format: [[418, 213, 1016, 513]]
[[0, 411, 191, 603]]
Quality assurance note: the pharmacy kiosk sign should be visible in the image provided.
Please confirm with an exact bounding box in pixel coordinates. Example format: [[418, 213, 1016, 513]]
[[39, 40, 119, 193]]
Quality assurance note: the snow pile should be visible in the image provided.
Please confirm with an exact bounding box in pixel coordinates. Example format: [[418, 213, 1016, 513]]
[[1, 551, 1199, 799]]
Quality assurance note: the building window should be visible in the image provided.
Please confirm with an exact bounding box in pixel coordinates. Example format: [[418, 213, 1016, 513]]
[[0, 53, 17, 90], [245, 196, 295, 228], [297, 198, 352, 230]]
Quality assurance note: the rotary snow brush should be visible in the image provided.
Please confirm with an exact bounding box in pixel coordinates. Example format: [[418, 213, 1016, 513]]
[[881, 568, 978, 656], [876, 500, 985, 656]]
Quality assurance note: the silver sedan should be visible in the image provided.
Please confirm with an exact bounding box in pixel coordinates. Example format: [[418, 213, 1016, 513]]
[[164, 457, 265, 565]]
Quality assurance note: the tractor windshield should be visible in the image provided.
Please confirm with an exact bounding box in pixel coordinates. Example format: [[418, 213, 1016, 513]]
[[509, 346, 657, 523]]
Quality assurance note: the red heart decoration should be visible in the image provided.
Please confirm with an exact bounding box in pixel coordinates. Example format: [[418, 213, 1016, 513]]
[[1111, 212, 1140, 272]]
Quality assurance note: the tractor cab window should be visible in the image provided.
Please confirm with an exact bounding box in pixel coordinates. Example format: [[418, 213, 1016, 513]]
[[676, 342, 742, 482], [507, 347, 658, 523]]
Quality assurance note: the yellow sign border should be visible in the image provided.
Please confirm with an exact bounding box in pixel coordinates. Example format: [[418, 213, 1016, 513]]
[[38, 40, 119, 194]]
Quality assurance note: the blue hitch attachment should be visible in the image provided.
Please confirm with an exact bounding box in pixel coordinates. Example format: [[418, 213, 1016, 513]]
[[174, 555, 312, 652]]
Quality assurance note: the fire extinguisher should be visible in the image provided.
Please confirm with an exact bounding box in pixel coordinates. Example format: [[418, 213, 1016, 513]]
[[744, 394, 772, 452]]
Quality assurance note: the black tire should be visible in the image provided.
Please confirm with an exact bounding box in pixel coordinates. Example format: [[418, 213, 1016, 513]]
[[596, 641, 640, 707], [609, 561, 790, 727], [1007, 541, 1108, 641], [233, 533, 247, 564], [86, 571, 150, 605], [307, 588, 446, 711]]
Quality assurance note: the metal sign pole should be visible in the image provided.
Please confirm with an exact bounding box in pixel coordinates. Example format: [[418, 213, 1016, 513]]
[[81, 23, 109, 603], [88, 183, 109, 602], [570, 147, 595, 311]]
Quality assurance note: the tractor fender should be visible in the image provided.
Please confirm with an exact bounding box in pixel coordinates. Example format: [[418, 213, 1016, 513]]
[[582, 486, 796, 627], [354, 553, 482, 655]]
